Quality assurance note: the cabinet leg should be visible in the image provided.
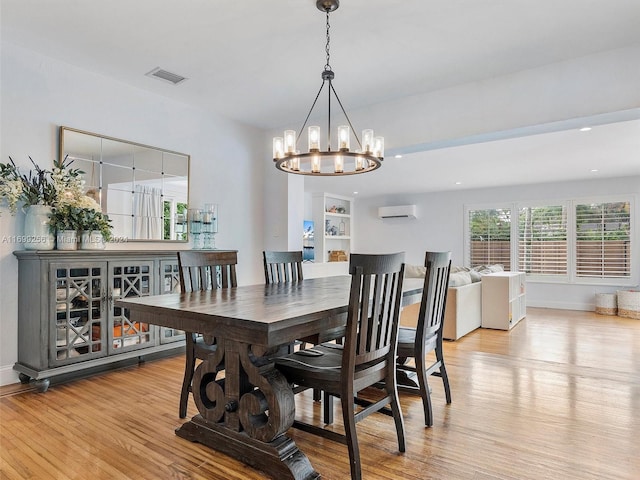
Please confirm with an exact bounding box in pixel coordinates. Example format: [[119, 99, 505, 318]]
[[18, 373, 31, 384], [35, 378, 50, 393]]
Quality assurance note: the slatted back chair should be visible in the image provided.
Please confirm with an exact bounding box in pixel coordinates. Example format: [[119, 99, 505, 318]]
[[396, 250, 452, 426], [275, 252, 406, 480], [177, 250, 238, 418], [263, 250, 304, 284]]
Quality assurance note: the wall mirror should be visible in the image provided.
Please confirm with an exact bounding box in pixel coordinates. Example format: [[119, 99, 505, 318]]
[[59, 126, 190, 242]]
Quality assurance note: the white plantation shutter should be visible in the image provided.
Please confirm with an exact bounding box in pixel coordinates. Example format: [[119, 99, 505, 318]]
[[575, 201, 631, 278], [518, 206, 567, 276], [468, 208, 511, 270]]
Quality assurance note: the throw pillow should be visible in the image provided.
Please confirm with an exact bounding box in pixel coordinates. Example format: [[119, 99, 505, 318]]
[[448, 271, 472, 287], [405, 264, 426, 278]]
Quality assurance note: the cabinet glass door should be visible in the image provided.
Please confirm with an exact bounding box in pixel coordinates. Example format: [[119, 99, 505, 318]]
[[159, 259, 185, 343], [109, 261, 156, 353], [51, 263, 107, 365]]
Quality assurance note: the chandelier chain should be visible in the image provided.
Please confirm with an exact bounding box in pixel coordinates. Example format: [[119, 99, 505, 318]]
[[325, 11, 331, 71]]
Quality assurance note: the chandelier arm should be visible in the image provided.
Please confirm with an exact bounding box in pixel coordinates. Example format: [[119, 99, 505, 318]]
[[296, 80, 327, 148], [329, 82, 363, 150]]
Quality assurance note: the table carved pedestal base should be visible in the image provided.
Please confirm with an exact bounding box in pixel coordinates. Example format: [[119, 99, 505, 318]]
[[177, 340, 320, 480], [177, 416, 320, 480]]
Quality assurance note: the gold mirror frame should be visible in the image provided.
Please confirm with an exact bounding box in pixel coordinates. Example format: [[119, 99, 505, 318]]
[[59, 126, 190, 242]]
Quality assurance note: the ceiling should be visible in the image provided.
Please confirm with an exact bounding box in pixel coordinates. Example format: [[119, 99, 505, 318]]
[[3, 0, 640, 198]]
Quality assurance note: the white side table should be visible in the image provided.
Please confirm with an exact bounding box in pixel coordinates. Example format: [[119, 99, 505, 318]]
[[481, 272, 526, 330]]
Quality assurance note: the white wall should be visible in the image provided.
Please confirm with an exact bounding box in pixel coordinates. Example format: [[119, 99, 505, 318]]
[[342, 44, 640, 153], [352, 176, 640, 311], [0, 43, 266, 385]]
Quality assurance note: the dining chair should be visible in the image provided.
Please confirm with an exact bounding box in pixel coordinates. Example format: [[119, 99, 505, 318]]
[[263, 249, 347, 342], [177, 250, 238, 419], [263, 249, 345, 404], [275, 252, 406, 480], [396, 250, 452, 427], [262, 250, 304, 284]]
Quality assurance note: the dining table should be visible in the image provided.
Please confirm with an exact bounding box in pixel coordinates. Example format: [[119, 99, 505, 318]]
[[116, 274, 424, 480]]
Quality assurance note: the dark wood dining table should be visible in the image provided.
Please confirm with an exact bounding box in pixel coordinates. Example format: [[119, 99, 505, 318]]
[[116, 275, 423, 480]]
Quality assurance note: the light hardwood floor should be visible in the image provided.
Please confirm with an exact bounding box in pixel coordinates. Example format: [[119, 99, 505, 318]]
[[1, 307, 639, 479]]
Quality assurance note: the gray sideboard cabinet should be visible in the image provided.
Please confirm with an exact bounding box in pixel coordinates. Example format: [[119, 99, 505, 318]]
[[13, 250, 186, 392]]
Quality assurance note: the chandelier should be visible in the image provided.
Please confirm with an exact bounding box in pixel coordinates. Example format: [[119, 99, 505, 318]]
[[273, 0, 384, 176]]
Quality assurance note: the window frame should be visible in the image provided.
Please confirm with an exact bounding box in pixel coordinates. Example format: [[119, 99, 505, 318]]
[[464, 203, 514, 271], [516, 201, 570, 284], [570, 195, 635, 286], [464, 194, 637, 287]]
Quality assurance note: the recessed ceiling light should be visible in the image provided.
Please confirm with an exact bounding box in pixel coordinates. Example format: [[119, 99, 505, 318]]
[[455, 181, 462, 185], [590, 169, 599, 172], [394, 154, 402, 159], [579, 127, 592, 132], [353, 191, 359, 195]]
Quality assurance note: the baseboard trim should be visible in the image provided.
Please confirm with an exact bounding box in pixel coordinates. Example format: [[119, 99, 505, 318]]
[[527, 301, 593, 311], [0, 364, 20, 387]]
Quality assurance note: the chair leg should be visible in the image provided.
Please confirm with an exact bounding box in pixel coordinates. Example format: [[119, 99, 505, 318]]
[[437, 348, 452, 404], [323, 392, 334, 425], [341, 392, 362, 480], [179, 334, 196, 419], [387, 382, 406, 453], [415, 353, 434, 427]]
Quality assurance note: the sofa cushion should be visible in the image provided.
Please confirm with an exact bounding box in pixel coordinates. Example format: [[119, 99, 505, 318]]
[[448, 271, 472, 287], [468, 270, 482, 283], [405, 264, 426, 278], [472, 264, 504, 276], [450, 265, 469, 273]]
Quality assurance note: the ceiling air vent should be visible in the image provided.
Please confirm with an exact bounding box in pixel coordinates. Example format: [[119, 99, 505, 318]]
[[145, 67, 188, 85]]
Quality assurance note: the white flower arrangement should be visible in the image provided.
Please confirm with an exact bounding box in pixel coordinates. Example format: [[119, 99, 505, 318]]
[[1, 156, 113, 240]]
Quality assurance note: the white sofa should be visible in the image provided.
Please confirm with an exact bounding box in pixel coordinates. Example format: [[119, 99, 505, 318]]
[[401, 264, 503, 341], [400, 281, 481, 341], [442, 282, 482, 340]]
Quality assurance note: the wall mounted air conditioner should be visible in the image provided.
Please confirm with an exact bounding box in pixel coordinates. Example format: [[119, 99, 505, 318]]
[[378, 205, 417, 219]]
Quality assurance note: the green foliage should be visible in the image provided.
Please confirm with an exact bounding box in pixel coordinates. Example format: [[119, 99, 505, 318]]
[[469, 208, 511, 241], [50, 205, 84, 231], [519, 206, 567, 240], [163, 201, 188, 240], [77, 208, 113, 241], [576, 202, 630, 241]]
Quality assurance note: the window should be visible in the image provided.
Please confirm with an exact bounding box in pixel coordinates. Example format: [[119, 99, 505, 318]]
[[466, 197, 634, 285], [575, 201, 631, 279], [467, 208, 511, 270], [163, 200, 188, 240], [518, 205, 567, 276]]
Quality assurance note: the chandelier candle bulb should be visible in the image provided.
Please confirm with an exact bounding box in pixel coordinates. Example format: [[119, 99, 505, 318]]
[[362, 129, 374, 153], [309, 126, 321, 151], [355, 155, 364, 171], [373, 136, 384, 158], [334, 155, 344, 173], [338, 125, 350, 151], [284, 130, 296, 154], [273, 137, 284, 159], [312, 155, 321, 173]]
